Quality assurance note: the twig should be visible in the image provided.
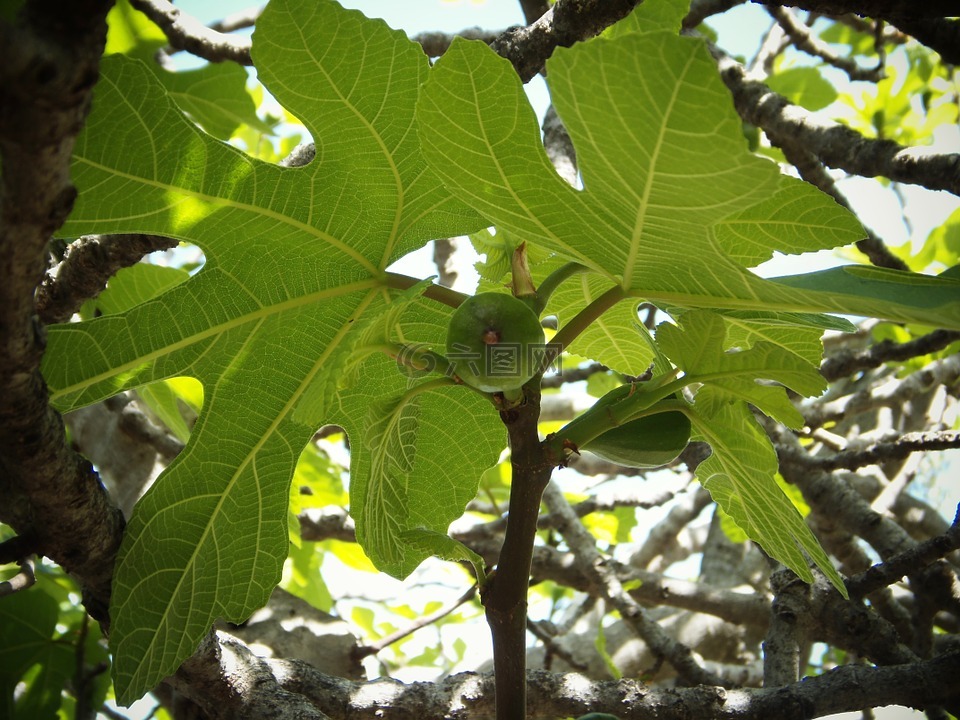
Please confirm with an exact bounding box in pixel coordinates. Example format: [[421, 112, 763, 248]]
[[541, 481, 725, 686], [805, 431, 960, 472], [526, 617, 590, 672], [768, 5, 884, 81], [846, 504, 960, 599], [354, 584, 478, 659], [540, 361, 608, 388], [821, 329, 960, 382], [806, 353, 960, 430], [0, 554, 36, 596]]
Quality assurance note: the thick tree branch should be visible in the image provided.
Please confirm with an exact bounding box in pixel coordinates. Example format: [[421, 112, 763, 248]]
[[684, 0, 747, 29], [0, 0, 125, 623], [164, 629, 960, 719], [490, 0, 642, 82], [759, 0, 960, 18], [712, 47, 960, 195], [888, 16, 960, 64]]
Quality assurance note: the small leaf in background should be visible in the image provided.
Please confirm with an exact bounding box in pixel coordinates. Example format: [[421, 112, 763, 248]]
[[283, 541, 334, 613], [766, 66, 838, 111], [0, 589, 75, 720]]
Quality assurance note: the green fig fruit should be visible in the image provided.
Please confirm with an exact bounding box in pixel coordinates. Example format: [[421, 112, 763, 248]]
[[445, 292, 545, 395], [569, 384, 691, 468], [583, 410, 691, 468]]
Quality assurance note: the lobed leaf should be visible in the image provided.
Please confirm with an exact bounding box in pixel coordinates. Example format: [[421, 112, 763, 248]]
[[42, 0, 492, 704], [418, 31, 960, 330]]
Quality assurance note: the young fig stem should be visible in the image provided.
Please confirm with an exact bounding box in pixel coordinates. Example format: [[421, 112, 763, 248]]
[[533, 261, 590, 315], [544, 285, 626, 370]]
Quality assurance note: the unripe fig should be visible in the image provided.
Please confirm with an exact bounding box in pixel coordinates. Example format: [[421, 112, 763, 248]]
[[583, 411, 691, 468], [446, 292, 545, 395], [572, 384, 691, 468]]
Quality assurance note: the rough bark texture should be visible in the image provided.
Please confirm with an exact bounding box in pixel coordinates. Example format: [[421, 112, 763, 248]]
[[0, 0, 124, 623]]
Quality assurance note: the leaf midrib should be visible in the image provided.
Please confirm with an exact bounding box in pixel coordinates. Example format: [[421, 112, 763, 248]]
[[50, 276, 383, 405], [71, 155, 380, 275]]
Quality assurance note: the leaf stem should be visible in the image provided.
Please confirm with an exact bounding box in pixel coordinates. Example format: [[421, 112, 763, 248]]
[[545, 285, 627, 368], [533, 261, 590, 314], [383, 271, 469, 309]]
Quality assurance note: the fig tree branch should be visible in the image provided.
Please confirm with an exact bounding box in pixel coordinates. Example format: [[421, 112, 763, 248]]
[[178, 619, 960, 718], [712, 44, 960, 195], [36, 233, 180, 324], [0, 0, 125, 625], [482, 384, 553, 719], [768, 5, 883, 81], [129, 0, 253, 65], [354, 584, 479, 660], [846, 504, 960, 599], [804, 430, 960, 472], [820, 329, 960, 382], [764, 0, 959, 18], [541, 481, 725, 686]]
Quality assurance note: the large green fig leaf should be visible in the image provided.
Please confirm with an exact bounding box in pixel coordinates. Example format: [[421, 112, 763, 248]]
[[42, 0, 500, 705], [417, 26, 885, 596], [417, 33, 960, 330]]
